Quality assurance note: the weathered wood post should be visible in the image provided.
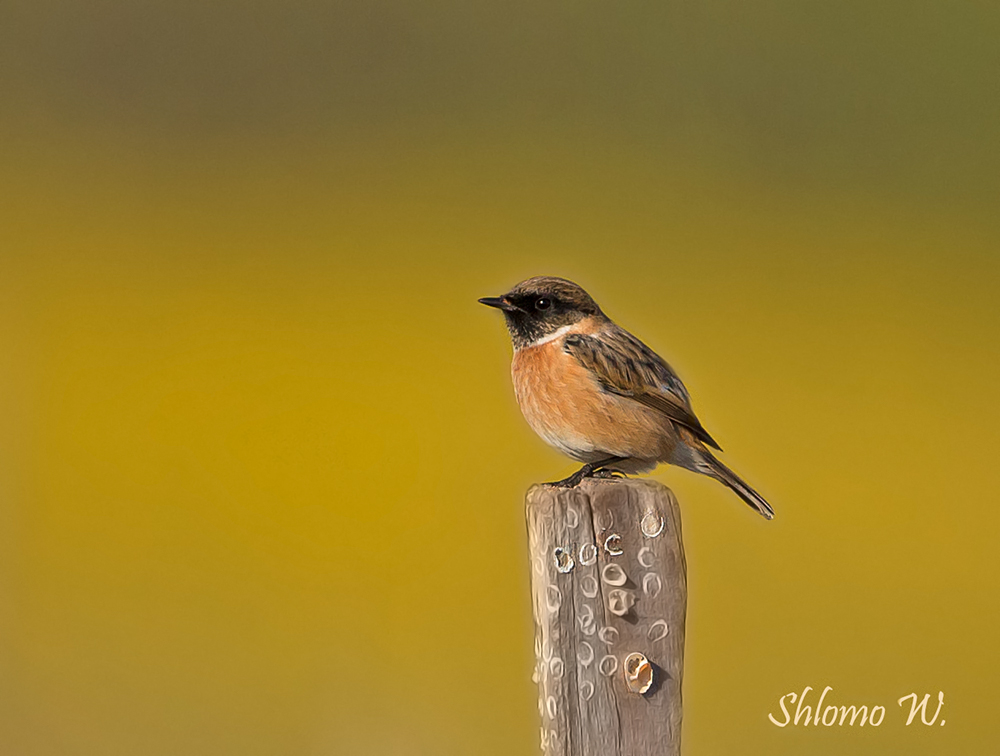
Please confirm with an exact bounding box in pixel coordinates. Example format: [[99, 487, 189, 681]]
[[526, 478, 687, 756]]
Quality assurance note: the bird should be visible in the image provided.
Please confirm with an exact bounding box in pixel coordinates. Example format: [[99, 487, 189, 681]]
[[479, 276, 774, 519]]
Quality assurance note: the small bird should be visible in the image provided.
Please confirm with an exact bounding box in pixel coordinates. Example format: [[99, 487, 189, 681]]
[[480, 276, 774, 519]]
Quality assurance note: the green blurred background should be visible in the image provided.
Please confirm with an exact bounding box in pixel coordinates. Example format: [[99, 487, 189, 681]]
[[2, 1, 998, 754]]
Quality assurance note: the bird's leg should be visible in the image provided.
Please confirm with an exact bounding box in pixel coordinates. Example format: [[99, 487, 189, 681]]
[[546, 457, 627, 488], [592, 468, 627, 479], [545, 465, 593, 488], [592, 456, 629, 478]]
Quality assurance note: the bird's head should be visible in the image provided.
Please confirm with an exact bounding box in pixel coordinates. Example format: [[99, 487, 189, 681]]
[[479, 276, 605, 349]]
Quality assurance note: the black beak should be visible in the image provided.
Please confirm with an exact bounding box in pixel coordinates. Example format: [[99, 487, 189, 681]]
[[478, 296, 522, 313]]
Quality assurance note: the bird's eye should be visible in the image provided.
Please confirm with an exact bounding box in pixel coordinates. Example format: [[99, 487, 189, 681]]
[[535, 297, 551, 311]]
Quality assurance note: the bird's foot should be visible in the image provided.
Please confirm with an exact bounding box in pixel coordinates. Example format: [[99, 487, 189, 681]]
[[544, 469, 589, 488], [543, 457, 629, 488], [592, 468, 627, 479]]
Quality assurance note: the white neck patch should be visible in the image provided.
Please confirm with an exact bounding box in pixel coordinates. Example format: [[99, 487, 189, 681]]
[[520, 324, 575, 350]]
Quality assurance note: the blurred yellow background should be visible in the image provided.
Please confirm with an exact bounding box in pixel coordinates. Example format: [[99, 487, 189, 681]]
[[2, 1, 999, 754]]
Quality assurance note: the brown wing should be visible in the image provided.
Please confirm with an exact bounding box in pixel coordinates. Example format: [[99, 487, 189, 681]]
[[563, 327, 722, 451]]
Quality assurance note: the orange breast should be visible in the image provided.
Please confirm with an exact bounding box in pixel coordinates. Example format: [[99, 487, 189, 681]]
[[511, 337, 674, 462]]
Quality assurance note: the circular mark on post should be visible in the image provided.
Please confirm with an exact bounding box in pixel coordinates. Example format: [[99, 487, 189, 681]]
[[623, 652, 654, 695], [596, 509, 614, 532], [648, 619, 669, 642], [637, 546, 655, 568], [599, 655, 619, 677], [642, 573, 662, 599], [579, 609, 597, 637], [580, 680, 595, 701], [577, 641, 595, 668], [553, 547, 575, 574], [641, 511, 665, 538], [566, 506, 579, 529], [578, 542, 598, 566], [601, 563, 627, 586], [581, 575, 599, 598], [604, 533, 624, 556], [546, 585, 562, 612], [577, 604, 595, 635], [550, 656, 565, 679], [546, 696, 557, 720], [608, 589, 636, 617], [598, 626, 619, 647]]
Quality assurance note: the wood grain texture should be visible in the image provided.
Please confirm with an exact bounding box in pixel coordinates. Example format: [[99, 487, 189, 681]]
[[526, 478, 686, 756]]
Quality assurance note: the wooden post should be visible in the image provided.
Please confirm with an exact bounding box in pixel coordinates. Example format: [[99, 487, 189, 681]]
[[526, 478, 687, 756]]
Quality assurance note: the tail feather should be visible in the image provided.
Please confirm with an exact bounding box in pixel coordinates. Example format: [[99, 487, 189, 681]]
[[699, 452, 775, 520]]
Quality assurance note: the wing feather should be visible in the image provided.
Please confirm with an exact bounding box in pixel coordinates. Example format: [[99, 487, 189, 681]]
[[564, 328, 722, 451]]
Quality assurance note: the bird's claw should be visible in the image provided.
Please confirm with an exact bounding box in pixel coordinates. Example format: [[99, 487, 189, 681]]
[[545, 465, 626, 487], [544, 474, 585, 488], [592, 468, 626, 479]]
